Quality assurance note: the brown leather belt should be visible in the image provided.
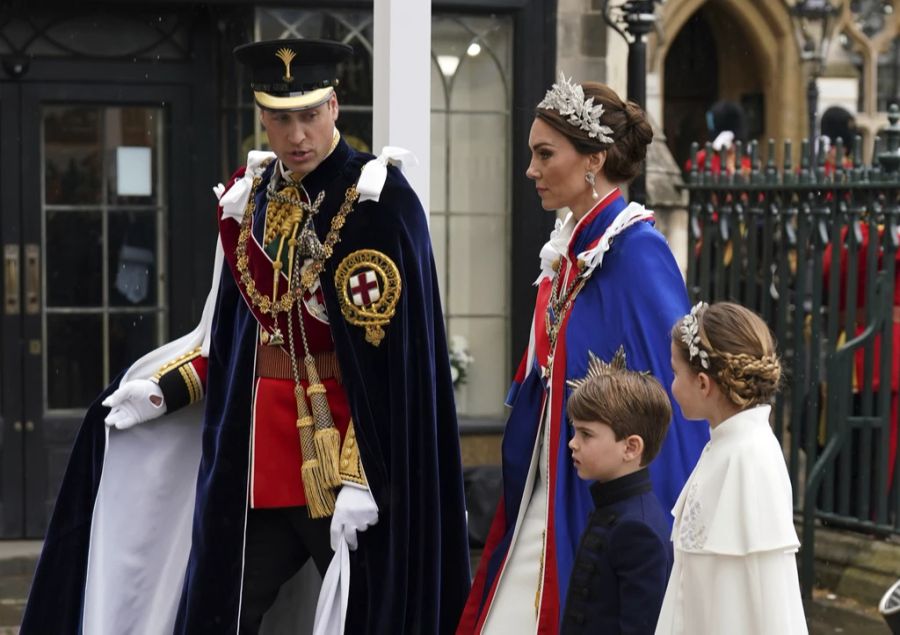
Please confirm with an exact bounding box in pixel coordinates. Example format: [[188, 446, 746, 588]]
[[255, 346, 342, 382]]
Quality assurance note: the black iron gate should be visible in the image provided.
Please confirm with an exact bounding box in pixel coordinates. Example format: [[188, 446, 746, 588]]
[[683, 105, 900, 597]]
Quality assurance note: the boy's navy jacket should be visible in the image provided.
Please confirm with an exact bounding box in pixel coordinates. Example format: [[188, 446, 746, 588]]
[[561, 467, 673, 635]]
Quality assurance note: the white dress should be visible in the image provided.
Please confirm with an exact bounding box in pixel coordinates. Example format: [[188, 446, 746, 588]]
[[481, 406, 549, 634], [655, 405, 808, 635]]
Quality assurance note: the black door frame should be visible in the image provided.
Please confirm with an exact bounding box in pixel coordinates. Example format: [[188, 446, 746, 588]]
[[0, 82, 25, 537], [0, 80, 193, 537]]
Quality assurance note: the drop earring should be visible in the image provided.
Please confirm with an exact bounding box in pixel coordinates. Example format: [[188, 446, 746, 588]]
[[585, 171, 599, 200]]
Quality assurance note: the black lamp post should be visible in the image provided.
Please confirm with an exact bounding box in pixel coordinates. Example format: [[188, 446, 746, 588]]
[[602, 0, 661, 205], [788, 0, 840, 166]]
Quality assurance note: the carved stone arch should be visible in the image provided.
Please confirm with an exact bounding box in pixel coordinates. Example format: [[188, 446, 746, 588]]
[[651, 0, 807, 162]]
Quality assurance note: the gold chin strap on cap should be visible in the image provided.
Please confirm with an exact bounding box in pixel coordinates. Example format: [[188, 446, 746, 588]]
[[254, 86, 334, 111]]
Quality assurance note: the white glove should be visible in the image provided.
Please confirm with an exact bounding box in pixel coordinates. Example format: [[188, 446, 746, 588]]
[[102, 379, 166, 430], [329, 485, 378, 551]]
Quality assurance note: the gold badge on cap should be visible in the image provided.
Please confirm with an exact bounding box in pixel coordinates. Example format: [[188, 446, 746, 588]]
[[335, 249, 401, 346], [275, 47, 296, 82]]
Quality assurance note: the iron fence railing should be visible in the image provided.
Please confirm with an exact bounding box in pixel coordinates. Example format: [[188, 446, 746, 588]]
[[682, 104, 900, 599]]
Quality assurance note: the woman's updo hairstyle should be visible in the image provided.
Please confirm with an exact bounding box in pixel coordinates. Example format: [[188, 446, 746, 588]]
[[670, 301, 782, 408], [535, 81, 653, 183]]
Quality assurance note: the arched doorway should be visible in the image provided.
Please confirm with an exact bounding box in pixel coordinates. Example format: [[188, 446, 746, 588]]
[[663, 1, 766, 168], [654, 0, 803, 167], [663, 11, 718, 168]]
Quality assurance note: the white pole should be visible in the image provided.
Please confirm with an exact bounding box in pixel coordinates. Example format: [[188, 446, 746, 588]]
[[372, 0, 431, 215]]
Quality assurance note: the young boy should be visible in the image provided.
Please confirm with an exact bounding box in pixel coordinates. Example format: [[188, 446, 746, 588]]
[[561, 348, 674, 635]]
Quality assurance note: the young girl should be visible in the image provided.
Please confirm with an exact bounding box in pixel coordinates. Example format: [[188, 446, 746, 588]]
[[656, 301, 807, 634]]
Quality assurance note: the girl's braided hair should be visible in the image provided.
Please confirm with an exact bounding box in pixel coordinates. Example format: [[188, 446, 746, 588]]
[[671, 302, 782, 407]]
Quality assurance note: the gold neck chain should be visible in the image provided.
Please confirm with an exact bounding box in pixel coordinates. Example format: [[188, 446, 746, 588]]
[[235, 170, 361, 318], [545, 263, 589, 353]]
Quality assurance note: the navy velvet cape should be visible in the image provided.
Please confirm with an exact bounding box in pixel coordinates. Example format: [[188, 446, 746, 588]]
[[21, 140, 471, 635]]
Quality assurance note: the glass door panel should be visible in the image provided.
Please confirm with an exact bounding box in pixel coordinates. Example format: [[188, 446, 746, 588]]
[[41, 104, 167, 413], [14, 82, 188, 537]]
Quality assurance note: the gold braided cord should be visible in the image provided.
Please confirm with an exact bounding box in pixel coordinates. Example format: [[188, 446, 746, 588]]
[[236, 176, 294, 317], [306, 355, 341, 488], [291, 361, 335, 517], [235, 178, 360, 318], [178, 365, 201, 404]]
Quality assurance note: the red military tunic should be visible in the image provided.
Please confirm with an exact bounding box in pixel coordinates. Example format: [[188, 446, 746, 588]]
[[156, 167, 353, 508]]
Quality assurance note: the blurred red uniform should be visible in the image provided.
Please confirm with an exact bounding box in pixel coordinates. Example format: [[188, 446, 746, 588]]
[[823, 223, 900, 483]]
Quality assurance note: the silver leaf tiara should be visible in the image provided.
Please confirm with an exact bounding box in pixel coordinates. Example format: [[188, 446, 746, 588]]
[[680, 302, 710, 369], [537, 72, 615, 144]]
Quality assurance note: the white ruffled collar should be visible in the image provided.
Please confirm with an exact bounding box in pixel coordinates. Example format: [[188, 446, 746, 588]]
[[534, 189, 653, 285], [535, 210, 575, 285]]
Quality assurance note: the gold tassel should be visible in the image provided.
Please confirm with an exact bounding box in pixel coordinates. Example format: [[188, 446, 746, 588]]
[[295, 385, 335, 518], [305, 356, 341, 487], [314, 427, 342, 488], [301, 459, 336, 518]]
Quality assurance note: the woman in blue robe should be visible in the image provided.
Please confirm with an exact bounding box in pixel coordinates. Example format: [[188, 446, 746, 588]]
[[458, 75, 709, 634]]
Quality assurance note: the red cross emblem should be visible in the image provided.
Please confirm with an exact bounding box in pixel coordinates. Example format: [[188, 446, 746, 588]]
[[349, 270, 381, 307]]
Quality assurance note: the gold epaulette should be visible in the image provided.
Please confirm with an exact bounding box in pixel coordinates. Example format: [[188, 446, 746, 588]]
[[339, 419, 368, 487]]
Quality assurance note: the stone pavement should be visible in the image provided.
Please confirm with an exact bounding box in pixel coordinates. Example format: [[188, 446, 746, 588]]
[[0, 541, 893, 633], [0, 541, 39, 635], [808, 589, 891, 634]]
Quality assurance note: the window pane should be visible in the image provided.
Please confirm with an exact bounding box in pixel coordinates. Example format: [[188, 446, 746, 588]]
[[42, 103, 167, 413], [46, 210, 102, 307], [106, 107, 162, 206], [448, 214, 507, 317], [338, 110, 373, 154], [108, 211, 159, 307], [449, 114, 509, 214], [44, 106, 102, 205], [448, 316, 508, 417], [433, 15, 512, 113], [109, 312, 158, 377], [449, 50, 508, 113], [47, 314, 102, 409]]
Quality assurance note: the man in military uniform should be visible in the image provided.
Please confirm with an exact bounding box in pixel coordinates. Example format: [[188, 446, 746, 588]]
[[23, 39, 470, 635]]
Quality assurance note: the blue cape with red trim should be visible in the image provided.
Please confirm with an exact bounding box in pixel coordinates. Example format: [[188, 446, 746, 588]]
[[459, 193, 708, 633]]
